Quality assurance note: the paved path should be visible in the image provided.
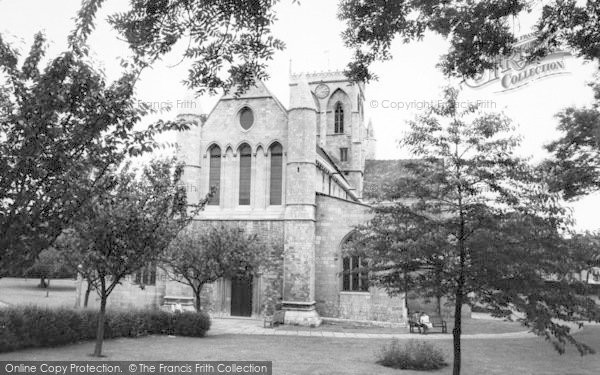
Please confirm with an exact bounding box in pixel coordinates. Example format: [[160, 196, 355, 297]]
[[208, 317, 538, 340]]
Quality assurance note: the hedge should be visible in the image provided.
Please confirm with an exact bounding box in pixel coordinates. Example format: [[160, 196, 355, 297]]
[[0, 306, 211, 353]]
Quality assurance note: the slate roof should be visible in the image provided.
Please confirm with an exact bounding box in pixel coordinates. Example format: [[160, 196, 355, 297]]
[[363, 159, 417, 201]]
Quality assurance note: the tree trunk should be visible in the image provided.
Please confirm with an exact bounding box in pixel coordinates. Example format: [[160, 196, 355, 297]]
[[453, 224, 466, 375], [403, 268, 410, 313], [194, 288, 202, 312], [453, 170, 467, 375], [435, 267, 443, 316], [84, 283, 92, 308], [93, 281, 107, 357], [452, 286, 463, 375]]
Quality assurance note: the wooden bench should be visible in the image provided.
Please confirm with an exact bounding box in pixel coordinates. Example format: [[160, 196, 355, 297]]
[[408, 318, 424, 333], [408, 316, 447, 334], [430, 316, 448, 333]]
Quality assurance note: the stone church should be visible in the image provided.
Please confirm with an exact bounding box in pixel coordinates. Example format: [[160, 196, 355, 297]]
[[86, 71, 409, 326]]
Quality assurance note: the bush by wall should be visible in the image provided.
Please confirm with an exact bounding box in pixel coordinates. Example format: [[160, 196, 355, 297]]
[[0, 306, 210, 353], [377, 339, 447, 371]]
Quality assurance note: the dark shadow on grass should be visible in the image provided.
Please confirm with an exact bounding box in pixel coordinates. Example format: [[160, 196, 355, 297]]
[[12, 282, 76, 292]]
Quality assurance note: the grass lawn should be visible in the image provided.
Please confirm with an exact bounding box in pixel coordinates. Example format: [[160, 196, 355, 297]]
[[277, 317, 527, 335], [1, 327, 598, 375], [0, 277, 76, 308], [1, 277, 598, 374]]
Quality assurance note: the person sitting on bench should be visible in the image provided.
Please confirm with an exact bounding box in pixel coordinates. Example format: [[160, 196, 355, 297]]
[[419, 312, 434, 334], [409, 311, 425, 333]]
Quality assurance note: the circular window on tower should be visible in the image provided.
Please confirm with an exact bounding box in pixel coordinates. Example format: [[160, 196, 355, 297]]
[[238, 107, 254, 130]]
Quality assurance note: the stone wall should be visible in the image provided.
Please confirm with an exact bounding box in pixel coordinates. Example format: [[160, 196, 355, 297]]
[[80, 219, 284, 316], [78, 276, 163, 311], [407, 295, 472, 319], [338, 289, 405, 322], [195, 84, 288, 209], [184, 220, 285, 317], [314, 194, 406, 323]]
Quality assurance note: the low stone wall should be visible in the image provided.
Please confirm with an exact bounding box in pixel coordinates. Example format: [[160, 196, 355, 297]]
[[79, 279, 162, 310], [338, 289, 406, 322], [407, 295, 471, 318]]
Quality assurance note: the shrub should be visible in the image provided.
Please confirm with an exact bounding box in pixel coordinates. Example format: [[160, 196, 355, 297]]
[[78, 309, 100, 340], [145, 309, 176, 335], [0, 306, 210, 353], [377, 339, 447, 371], [173, 311, 211, 337]]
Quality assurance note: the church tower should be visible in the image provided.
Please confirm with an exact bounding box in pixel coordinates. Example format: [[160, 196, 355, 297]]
[[364, 119, 376, 160], [290, 71, 368, 199], [174, 92, 205, 206]]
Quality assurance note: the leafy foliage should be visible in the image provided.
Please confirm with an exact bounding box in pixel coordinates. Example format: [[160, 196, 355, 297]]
[[338, 0, 600, 81], [54, 228, 100, 307], [162, 225, 269, 311], [172, 311, 211, 337], [566, 231, 600, 282], [544, 80, 600, 199], [362, 160, 417, 202], [0, 24, 191, 276], [339, 1, 600, 202], [25, 248, 74, 285], [64, 158, 205, 356], [109, 0, 294, 95], [70, 159, 200, 297]]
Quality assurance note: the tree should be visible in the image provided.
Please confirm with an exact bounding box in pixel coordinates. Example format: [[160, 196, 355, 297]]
[[353, 87, 599, 375], [26, 247, 73, 289], [0, 27, 189, 276], [566, 231, 600, 284], [54, 229, 99, 308], [162, 225, 269, 312], [543, 80, 600, 199], [338, 0, 600, 81], [344, 203, 448, 315], [67, 158, 203, 357]]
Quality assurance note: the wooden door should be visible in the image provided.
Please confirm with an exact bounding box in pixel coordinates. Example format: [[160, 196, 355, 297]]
[[231, 276, 253, 317]]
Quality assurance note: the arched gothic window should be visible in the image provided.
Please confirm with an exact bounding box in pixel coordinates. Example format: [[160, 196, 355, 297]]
[[269, 143, 283, 205], [208, 145, 221, 205], [238, 144, 252, 205], [334, 102, 344, 133]]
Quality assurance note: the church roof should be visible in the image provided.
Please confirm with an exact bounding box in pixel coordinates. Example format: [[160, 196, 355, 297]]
[[363, 159, 416, 201], [221, 78, 271, 99], [219, 79, 288, 115], [317, 146, 346, 179], [316, 146, 362, 202]]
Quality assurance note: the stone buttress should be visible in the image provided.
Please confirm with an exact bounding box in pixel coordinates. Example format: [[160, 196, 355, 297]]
[[282, 80, 321, 326]]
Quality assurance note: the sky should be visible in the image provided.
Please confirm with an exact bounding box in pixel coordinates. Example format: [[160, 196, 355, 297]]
[[0, 0, 598, 231]]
